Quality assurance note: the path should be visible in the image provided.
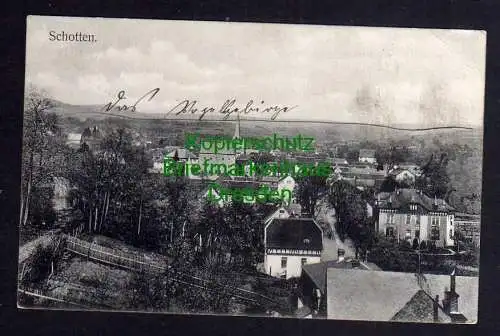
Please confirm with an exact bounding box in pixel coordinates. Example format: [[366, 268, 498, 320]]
[[18, 234, 54, 265], [315, 200, 356, 261]]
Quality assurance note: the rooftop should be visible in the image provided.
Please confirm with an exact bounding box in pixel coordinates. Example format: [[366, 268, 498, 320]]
[[377, 189, 455, 213], [302, 259, 372, 294], [265, 218, 322, 251], [326, 269, 478, 323]]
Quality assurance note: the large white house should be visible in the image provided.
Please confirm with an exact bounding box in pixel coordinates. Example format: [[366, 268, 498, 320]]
[[264, 218, 323, 279], [376, 189, 455, 247]]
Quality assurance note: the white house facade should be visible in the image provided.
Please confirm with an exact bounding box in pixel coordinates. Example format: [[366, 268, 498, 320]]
[[376, 189, 455, 247], [264, 218, 323, 279]]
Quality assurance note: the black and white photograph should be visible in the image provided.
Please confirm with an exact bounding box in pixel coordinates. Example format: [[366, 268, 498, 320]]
[[18, 15, 485, 323]]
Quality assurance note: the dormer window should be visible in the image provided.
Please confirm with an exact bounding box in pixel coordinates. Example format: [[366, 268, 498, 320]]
[[303, 238, 311, 244], [409, 204, 417, 211]]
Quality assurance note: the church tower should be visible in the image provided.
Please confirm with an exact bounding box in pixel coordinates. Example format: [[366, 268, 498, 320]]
[[233, 111, 241, 139]]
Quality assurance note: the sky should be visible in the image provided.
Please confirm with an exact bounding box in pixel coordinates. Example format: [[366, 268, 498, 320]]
[[26, 16, 486, 127]]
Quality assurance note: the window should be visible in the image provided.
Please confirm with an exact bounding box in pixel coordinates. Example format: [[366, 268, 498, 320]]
[[386, 227, 395, 237], [387, 213, 394, 224], [406, 214, 411, 225], [430, 216, 440, 240], [416, 215, 421, 227], [405, 229, 411, 238], [301, 258, 307, 265], [415, 230, 420, 238], [449, 229, 453, 239], [281, 257, 287, 268]]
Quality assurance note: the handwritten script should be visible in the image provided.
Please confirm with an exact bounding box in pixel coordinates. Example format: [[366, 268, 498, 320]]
[[166, 99, 297, 120], [103, 89, 297, 120], [103, 88, 160, 113]]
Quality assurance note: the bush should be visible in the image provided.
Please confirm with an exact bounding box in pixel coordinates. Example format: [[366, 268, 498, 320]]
[[21, 235, 66, 287], [420, 240, 427, 250], [400, 240, 412, 251]]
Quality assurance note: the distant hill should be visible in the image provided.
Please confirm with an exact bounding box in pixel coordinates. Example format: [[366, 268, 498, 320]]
[[47, 100, 483, 148]]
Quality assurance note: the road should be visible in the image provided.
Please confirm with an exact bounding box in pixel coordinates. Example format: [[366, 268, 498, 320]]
[[315, 200, 356, 262]]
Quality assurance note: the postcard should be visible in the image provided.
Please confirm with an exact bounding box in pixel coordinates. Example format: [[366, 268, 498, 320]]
[[19, 15, 485, 323]]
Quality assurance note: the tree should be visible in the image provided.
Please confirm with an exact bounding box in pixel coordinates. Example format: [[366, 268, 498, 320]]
[[379, 176, 398, 193], [68, 128, 154, 242], [328, 179, 368, 246], [20, 86, 63, 238], [296, 175, 327, 217], [417, 153, 450, 199]]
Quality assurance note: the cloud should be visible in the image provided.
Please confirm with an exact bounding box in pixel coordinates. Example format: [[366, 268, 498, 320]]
[[25, 17, 486, 126]]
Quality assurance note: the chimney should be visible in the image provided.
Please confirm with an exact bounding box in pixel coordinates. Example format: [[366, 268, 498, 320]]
[[450, 268, 456, 293], [433, 295, 439, 322], [443, 268, 464, 322], [337, 249, 345, 262]]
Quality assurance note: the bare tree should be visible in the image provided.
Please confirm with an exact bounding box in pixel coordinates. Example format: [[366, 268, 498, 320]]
[[20, 85, 60, 232]]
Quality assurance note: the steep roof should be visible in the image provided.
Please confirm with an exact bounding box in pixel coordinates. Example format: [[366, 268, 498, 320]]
[[302, 259, 371, 294], [377, 189, 455, 213], [391, 290, 451, 323], [326, 269, 478, 322], [265, 218, 322, 250]]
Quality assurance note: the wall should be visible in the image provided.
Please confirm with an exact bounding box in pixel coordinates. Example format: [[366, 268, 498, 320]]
[[378, 210, 453, 247], [265, 254, 321, 279]]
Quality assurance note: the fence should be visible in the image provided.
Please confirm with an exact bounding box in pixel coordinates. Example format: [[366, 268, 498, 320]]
[[18, 286, 87, 308], [63, 235, 280, 307], [65, 235, 167, 274]]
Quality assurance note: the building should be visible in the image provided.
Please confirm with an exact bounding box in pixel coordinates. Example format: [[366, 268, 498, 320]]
[[455, 213, 481, 246], [197, 115, 242, 177], [66, 132, 82, 148], [263, 203, 302, 225], [389, 168, 417, 186], [299, 249, 380, 314], [396, 163, 423, 177], [335, 166, 386, 190], [376, 189, 455, 247], [278, 175, 296, 203], [80, 126, 103, 148], [326, 269, 478, 323], [264, 218, 323, 279], [331, 158, 349, 166], [358, 149, 376, 164]]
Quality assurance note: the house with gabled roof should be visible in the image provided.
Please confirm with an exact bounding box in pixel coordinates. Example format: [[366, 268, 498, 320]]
[[262, 203, 302, 226], [298, 250, 381, 314], [264, 218, 323, 279], [375, 188, 455, 247], [326, 269, 477, 323]]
